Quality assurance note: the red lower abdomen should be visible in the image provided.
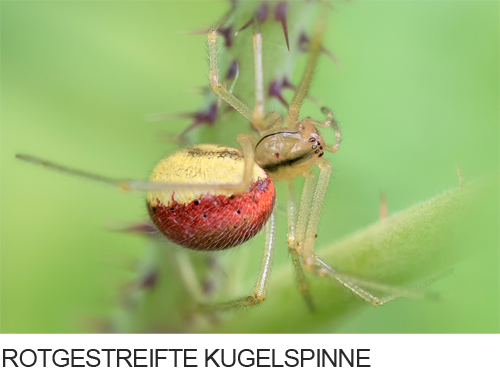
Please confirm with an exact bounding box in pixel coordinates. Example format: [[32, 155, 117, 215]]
[[147, 177, 275, 251]]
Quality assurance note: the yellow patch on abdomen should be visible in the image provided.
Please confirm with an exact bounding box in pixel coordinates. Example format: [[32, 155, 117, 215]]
[[147, 144, 267, 206]]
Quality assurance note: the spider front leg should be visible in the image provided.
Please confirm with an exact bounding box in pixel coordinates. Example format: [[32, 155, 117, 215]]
[[208, 20, 281, 135], [198, 209, 276, 312], [207, 29, 253, 123], [284, 181, 314, 311], [297, 158, 332, 270], [290, 166, 405, 306], [252, 21, 265, 131], [294, 160, 395, 305], [291, 164, 430, 306], [251, 22, 284, 133], [16, 133, 257, 193], [292, 108, 340, 267], [309, 107, 341, 153], [294, 169, 316, 252]]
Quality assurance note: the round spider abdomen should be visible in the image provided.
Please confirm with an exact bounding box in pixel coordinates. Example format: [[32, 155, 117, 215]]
[[147, 145, 276, 251]]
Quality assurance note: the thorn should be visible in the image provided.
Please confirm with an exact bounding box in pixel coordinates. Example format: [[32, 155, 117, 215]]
[[379, 190, 387, 220], [202, 279, 216, 296], [140, 269, 158, 289], [268, 79, 289, 108], [298, 31, 310, 51], [226, 60, 240, 94], [298, 32, 341, 69], [456, 165, 464, 187], [156, 131, 188, 147], [235, 2, 268, 36], [235, 18, 253, 36], [181, 28, 209, 36], [178, 102, 218, 138], [108, 221, 158, 235], [281, 76, 296, 90], [275, 1, 290, 51], [320, 45, 342, 69], [226, 60, 238, 81], [149, 102, 218, 143], [188, 85, 210, 95], [219, 24, 234, 47], [147, 111, 197, 123], [165, 103, 217, 127]]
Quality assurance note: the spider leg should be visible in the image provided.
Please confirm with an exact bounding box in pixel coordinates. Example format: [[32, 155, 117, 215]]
[[198, 209, 276, 312], [285, 169, 316, 308], [310, 107, 341, 153], [208, 23, 279, 135], [292, 113, 340, 266], [289, 163, 439, 307], [209, 17, 283, 135], [252, 20, 265, 132], [314, 257, 395, 306], [285, 5, 328, 127], [295, 168, 316, 251], [289, 167, 438, 306], [315, 257, 437, 306], [300, 158, 332, 270], [285, 181, 315, 311], [207, 30, 253, 122], [15, 133, 256, 193], [289, 247, 315, 311], [251, 18, 287, 135], [172, 250, 205, 303]]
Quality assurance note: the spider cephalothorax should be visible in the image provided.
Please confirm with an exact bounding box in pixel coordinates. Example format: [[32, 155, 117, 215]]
[[254, 120, 332, 181]]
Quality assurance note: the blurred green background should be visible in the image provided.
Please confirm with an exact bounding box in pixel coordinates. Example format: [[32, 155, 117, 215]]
[[1, 1, 498, 333]]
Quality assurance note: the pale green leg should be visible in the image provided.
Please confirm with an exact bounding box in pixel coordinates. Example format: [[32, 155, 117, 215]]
[[198, 210, 276, 312], [285, 181, 314, 311], [16, 134, 257, 193], [301, 158, 332, 270], [294, 168, 316, 251], [207, 30, 253, 122], [315, 257, 438, 306]]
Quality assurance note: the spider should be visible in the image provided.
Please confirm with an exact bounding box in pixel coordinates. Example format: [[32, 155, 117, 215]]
[[16, 8, 402, 312]]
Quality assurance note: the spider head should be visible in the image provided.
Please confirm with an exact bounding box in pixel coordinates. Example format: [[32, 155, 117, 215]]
[[254, 119, 329, 181], [298, 119, 327, 156]]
